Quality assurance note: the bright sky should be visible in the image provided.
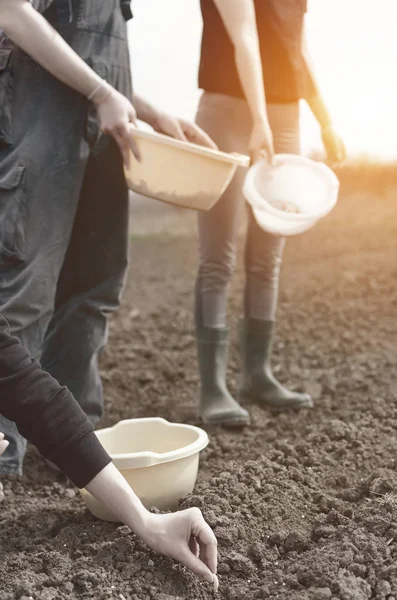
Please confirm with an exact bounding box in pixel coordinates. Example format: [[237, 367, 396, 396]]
[[128, 0, 397, 159]]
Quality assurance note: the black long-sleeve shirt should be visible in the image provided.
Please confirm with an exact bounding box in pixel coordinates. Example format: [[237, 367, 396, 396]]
[[0, 315, 111, 488]]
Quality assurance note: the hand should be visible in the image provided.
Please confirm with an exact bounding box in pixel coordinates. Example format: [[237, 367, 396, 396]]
[[249, 118, 275, 165], [0, 432, 9, 457], [136, 508, 218, 587], [321, 125, 346, 165], [85, 464, 218, 588], [95, 87, 141, 167], [153, 112, 218, 150]]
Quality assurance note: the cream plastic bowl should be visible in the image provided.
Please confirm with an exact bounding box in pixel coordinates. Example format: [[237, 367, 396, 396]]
[[80, 418, 209, 522], [124, 127, 249, 211], [243, 154, 340, 236]]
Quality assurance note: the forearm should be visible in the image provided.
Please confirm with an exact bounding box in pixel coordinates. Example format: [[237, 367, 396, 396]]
[[302, 29, 333, 129], [306, 86, 333, 130], [85, 463, 150, 533], [233, 33, 268, 124], [213, 0, 268, 125], [0, 0, 111, 102], [132, 94, 162, 128]]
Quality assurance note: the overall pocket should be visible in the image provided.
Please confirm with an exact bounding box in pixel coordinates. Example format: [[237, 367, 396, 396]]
[[0, 166, 27, 262], [0, 48, 14, 146], [76, 0, 127, 35]]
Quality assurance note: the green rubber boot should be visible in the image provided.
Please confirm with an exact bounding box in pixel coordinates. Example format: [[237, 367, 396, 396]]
[[239, 318, 313, 411], [196, 327, 250, 426]]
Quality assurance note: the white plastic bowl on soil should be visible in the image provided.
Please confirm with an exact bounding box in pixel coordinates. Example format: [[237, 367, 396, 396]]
[[80, 417, 209, 521]]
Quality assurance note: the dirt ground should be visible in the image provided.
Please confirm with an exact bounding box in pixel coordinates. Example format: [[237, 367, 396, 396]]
[[2, 165, 397, 600]]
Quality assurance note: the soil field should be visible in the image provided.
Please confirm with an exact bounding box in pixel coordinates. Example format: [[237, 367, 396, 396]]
[[1, 166, 397, 600]]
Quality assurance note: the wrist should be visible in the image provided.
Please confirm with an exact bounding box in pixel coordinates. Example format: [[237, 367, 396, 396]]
[[125, 503, 152, 537], [133, 95, 159, 128], [253, 113, 270, 127], [144, 108, 164, 130], [89, 79, 113, 105], [85, 464, 150, 532]]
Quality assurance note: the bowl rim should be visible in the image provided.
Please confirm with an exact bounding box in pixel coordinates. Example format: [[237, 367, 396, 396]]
[[130, 127, 250, 167], [250, 208, 320, 236], [244, 154, 340, 222], [95, 417, 209, 469]]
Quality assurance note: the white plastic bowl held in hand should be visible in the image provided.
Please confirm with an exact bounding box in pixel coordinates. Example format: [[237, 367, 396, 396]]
[[124, 128, 249, 211], [243, 154, 340, 236], [80, 418, 209, 522]]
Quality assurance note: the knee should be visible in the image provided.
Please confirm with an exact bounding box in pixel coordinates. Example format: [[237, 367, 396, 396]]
[[247, 242, 284, 287], [197, 252, 236, 293]]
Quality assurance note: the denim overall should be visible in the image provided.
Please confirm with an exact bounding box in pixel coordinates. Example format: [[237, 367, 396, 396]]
[[0, 0, 132, 475]]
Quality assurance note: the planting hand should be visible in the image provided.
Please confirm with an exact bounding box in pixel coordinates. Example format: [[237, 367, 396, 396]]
[[85, 464, 218, 586], [138, 509, 218, 585]]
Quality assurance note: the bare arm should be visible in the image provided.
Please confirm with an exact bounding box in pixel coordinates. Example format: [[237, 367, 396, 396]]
[[214, 0, 274, 159], [213, 0, 274, 160], [301, 25, 333, 130], [302, 24, 346, 163], [86, 464, 218, 586], [0, 0, 143, 163], [0, 0, 112, 102], [213, 0, 267, 124]]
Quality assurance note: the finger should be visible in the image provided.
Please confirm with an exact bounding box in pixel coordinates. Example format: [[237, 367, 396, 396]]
[[108, 127, 130, 167], [129, 133, 141, 163], [189, 536, 200, 558], [267, 142, 275, 165], [182, 121, 217, 150], [249, 148, 269, 167], [0, 439, 10, 457], [119, 122, 141, 167], [171, 123, 188, 143], [118, 124, 134, 167], [128, 107, 138, 126], [114, 124, 141, 165], [190, 510, 218, 575], [177, 545, 215, 584]]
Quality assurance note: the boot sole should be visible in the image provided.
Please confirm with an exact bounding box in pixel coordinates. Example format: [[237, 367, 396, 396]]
[[239, 393, 314, 413], [201, 414, 250, 427]]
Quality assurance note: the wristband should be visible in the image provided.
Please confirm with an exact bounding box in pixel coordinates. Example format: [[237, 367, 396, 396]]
[[88, 79, 112, 104]]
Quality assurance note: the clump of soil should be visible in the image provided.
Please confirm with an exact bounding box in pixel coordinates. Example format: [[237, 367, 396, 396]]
[[1, 173, 397, 599]]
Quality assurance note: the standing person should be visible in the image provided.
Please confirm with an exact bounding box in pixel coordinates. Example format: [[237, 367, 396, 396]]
[[195, 0, 345, 425], [0, 314, 218, 586], [0, 0, 215, 477]]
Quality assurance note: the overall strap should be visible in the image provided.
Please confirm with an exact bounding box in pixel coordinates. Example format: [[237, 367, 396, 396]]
[[120, 0, 133, 21], [54, 0, 74, 25]]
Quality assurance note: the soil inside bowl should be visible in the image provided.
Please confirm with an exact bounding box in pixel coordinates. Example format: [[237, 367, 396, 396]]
[[269, 199, 302, 214]]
